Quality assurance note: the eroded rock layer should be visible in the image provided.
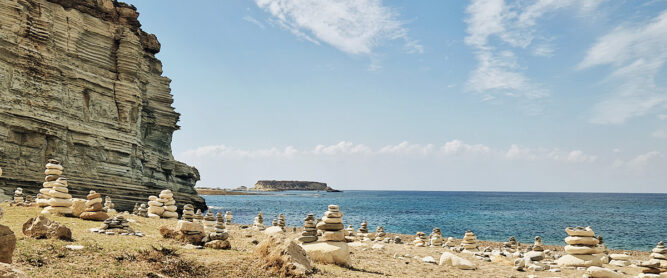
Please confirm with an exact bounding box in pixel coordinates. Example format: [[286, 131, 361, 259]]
[[0, 0, 206, 211]]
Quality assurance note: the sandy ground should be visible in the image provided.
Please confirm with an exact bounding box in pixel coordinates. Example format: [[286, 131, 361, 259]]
[[0, 204, 654, 277]]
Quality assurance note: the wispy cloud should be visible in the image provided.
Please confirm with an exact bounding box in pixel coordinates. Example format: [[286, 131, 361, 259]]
[[243, 15, 266, 29], [464, 0, 602, 102], [579, 11, 667, 124], [255, 0, 421, 55]]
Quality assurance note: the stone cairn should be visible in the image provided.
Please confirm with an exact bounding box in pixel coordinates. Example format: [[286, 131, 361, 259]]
[[41, 177, 73, 216], [316, 205, 345, 242], [557, 226, 603, 267], [79, 191, 109, 221], [194, 209, 204, 224], [636, 241, 667, 276], [13, 187, 23, 203], [136, 204, 148, 217], [272, 219, 278, 227], [103, 196, 117, 214], [413, 232, 427, 247], [224, 211, 233, 224], [132, 204, 139, 215], [609, 252, 631, 267], [181, 204, 195, 222], [37, 159, 62, 207], [358, 220, 368, 234], [92, 215, 142, 236], [278, 213, 286, 231], [203, 211, 216, 233], [460, 230, 478, 251], [444, 236, 456, 247], [202, 212, 230, 249], [532, 236, 544, 251], [344, 225, 356, 242], [430, 227, 443, 246], [375, 226, 386, 241], [297, 214, 318, 243], [503, 236, 519, 252], [252, 211, 265, 231], [394, 236, 403, 244], [147, 190, 178, 219]]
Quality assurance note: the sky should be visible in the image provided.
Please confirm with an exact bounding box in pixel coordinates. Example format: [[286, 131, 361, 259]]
[[125, 0, 667, 193]]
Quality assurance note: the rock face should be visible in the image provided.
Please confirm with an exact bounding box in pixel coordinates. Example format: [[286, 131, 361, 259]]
[[252, 180, 339, 192], [0, 225, 17, 264], [0, 0, 206, 212]]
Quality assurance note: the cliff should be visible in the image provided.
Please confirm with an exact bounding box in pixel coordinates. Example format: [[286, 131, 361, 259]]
[[0, 0, 206, 211], [251, 180, 340, 192]]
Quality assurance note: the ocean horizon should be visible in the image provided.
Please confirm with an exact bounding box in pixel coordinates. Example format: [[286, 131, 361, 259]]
[[203, 190, 667, 251]]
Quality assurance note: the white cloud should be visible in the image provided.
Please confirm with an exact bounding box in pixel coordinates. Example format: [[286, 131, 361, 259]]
[[255, 0, 421, 55], [505, 145, 597, 163], [580, 11, 667, 124], [464, 0, 602, 101], [440, 140, 491, 155], [652, 128, 667, 139], [242, 15, 266, 29], [614, 151, 665, 174]]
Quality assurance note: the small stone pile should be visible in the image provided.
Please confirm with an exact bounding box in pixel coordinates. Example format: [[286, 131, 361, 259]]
[[136, 204, 148, 217], [557, 226, 603, 267], [79, 191, 109, 221], [194, 209, 203, 224], [375, 226, 386, 241], [413, 232, 427, 247], [316, 205, 345, 242], [225, 211, 233, 224], [37, 159, 63, 207], [430, 227, 443, 246], [344, 225, 356, 241], [444, 236, 456, 247], [203, 211, 216, 233], [532, 236, 544, 252], [147, 190, 178, 219], [503, 236, 519, 252], [253, 211, 265, 230], [298, 214, 318, 243], [358, 220, 368, 234], [13, 188, 23, 203], [609, 253, 631, 267], [637, 241, 667, 276], [103, 196, 117, 214], [460, 230, 478, 251], [203, 212, 230, 249], [272, 219, 279, 226], [41, 176, 73, 216], [93, 215, 142, 236], [651, 241, 667, 262], [181, 204, 195, 222], [175, 214, 205, 244], [132, 204, 139, 215], [278, 213, 286, 231]]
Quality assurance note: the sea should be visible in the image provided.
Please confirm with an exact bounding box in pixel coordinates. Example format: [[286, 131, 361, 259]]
[[203, 191, 667, 251]]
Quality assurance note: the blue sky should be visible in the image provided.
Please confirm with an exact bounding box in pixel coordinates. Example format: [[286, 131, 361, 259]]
[[125, 0, 667, 192]]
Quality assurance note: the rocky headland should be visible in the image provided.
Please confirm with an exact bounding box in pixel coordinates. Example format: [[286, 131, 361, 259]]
[[0, 0, 205, 211], [251, 180, 341, 192]]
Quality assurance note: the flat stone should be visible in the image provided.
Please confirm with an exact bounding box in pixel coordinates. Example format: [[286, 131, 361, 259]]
[[321, 231, 345, 241], [565, 227, 595, 237], [300, 241, 350, 266], [321, 216, 342, 224], [586, 266, 622, 278], [177, 220, 204, 233], [565, 245, 602, 255], [565, 236, 599, 246], [557, 254, 603, 267], [439, 252, 477, 270], [79, 212, 109, 221], [315, 222, 344, 231]]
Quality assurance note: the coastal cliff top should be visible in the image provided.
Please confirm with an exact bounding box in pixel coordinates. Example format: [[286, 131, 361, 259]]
[[251, 180, 340, 192]]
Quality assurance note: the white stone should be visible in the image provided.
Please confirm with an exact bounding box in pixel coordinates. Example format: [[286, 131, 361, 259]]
[[300, 241, 350, 266], [565, 236, 599, 245], [422, 256, 437, 264], [439, 252, 476, 270], [556, 254, 603, 267], [263, 226, 284, 235], [586, 266, 622, 278]]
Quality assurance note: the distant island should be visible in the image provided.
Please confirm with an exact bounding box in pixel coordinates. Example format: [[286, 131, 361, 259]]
[[251, 180, 342, 192]]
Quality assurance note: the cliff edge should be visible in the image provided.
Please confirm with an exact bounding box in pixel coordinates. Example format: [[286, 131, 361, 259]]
[[0, 0, 206, 211], [251, 180, 341, 192]]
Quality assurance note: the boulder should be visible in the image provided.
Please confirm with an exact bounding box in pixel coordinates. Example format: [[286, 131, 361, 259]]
[[0, 263, 27, 278], [263, 226, 284, 235], [0, 225, 16, 264], [70, 198, 86, 217], [177, 221, 204, 234], [204, 240, 231, 250], [439, 252, 477, 270], [254, 235, 313, 277], [300, 241, 350, 266], [22, 216, 72, 241], [586, 266, 623, 278]]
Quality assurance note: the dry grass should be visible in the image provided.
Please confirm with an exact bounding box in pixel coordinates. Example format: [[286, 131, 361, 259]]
[[0, 204, 653, 278]]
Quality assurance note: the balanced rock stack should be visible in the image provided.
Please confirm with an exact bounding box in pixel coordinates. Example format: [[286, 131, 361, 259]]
[[639, 241, 667, 276], [278, 213, 286, 231], [444, 236, 456, 247], [13, 188, 23, 203], [224, 211, 233, 224], [104, 196, 117, 214], [651, 241, 667, 262], [79, 191, 109, 221], [147, 196, 163, 219], [93, 215, 141, 236], [358, 220, 369, 234], [175, 211, 204, 240], [503, 236, 519, 252], [272, 219, 279, 227], [301, 204, 350, 266], [253, 211, 265, 231], [159, 190, 178, 219], [203, 213, 230, 249], [316, 205, 345, 241], [194, 209, 204, 224], [132, 204, 139, 215], [375, 226, 386, 241], [345, 225, 356, 242], [36, 159, 63, 207], [413, 232, 427, 247], [137, 204, 148, 217], [609, 253, 631, 267], [557, 226, 603, 267], [430, 227, 443, 246], [460, 230, 478, 251], [297, 214, 318, 243], [41, 176, 73, 216], [181, 204, 195, 222], [532, 236, 544, 252], [203, 211, 216, 233]]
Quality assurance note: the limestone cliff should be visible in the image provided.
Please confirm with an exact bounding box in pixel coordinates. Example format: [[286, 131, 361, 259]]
[[0, 0, 206, 211], [251, 180, 340, 192]]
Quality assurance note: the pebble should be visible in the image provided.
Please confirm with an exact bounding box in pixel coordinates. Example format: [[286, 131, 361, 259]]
[[65, 245, 84, 250]]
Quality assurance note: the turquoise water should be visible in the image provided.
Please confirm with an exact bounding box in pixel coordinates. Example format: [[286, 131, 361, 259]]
[[203, 191, 667, 251]]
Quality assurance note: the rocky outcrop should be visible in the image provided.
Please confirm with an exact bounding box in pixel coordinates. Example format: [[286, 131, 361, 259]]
[[0, 0, 206, 211], [252, 180, 339, 192]]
